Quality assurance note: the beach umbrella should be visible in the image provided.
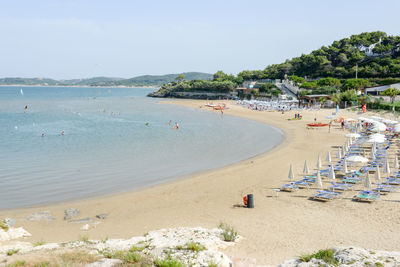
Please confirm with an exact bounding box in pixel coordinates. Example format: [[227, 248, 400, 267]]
[[349, 138, 353, 145], [326, 151, 332, 163], [375, 165, 381, 181], [346, 156, 369, 163], [343, 158, 348, 173], [384, 158, 391, 175], [337, 147, 342, 159], [342, 144, 347, 153], [317, 155, 322, 169], [288, 164, 294, 180], [303, 160, 309, 174], [316, 169, 323, 189], [394, 155, 399, 169], [364, 172, 372, 188], [371, 142, 376, 155], [346, 133, 361, 139], [328, 164, 336, 180]]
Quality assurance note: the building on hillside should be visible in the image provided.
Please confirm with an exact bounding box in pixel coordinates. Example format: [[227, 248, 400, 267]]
[[302, 94, 330, 105], [365, 83, 400, 95]]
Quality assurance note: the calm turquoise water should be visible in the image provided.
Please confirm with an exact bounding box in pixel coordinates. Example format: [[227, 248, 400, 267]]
[[0, 86, 284, 209]]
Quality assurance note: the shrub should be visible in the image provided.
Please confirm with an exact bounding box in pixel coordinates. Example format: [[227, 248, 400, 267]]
[[6, 249, 19, 256], [154, 258, 185, 267], [218, 222, 238, 242], [0, 220, 9, 231], [299, 249, 338, 265], [176, 242, 206, 252], [33, 240, 46, 247]]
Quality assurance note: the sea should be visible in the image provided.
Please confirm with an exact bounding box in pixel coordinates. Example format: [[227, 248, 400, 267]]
[[0, 86, 284, 209]]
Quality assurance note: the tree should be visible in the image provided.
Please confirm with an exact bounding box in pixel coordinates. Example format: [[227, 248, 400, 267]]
[[300, 81, 318, 89], [380, 87, 400, 103], [176, 74, 185, 82], [288, 75, 305, 85], [331, 93, 341, 105], [319, 97, 327, 107], [317, 77, 341, 87], [341, 78, 370, 91]]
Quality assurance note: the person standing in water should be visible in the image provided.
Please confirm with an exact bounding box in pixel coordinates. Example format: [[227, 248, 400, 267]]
[[174, 122, 179, 130]]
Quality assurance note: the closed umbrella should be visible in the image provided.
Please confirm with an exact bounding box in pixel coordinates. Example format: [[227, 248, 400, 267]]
[[370, 151, 376, 160], [328, 164, 336, 180], [288, 164, 294, 180], [337, 147, 342, 159], [384, 158, 391, 175], [375, 165, 381, 181], [303, 160, 309, 174], [316, 169, 323, 189], [394, 155, 399, 169], [364, 172, 372, 188], [317, 155, 322, 169], [326, 151, 332, 163], [343, 158, 348, 173]]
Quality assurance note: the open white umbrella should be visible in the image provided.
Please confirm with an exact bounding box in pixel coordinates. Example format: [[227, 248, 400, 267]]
[[326, 151, 332, 163], [288, 164, 294, 180], [328, 164, 336, 180], [346, 156, 369, 163], [317, 155, 322, 169], [375, 165, 381, 181], [370, 122, 387, 132], [343, 158, 348, 173], [394, 155, 399, 169], [337, 147, 342, 159], [384, 158, 391, 175], [316, 169, 323, 189], [364, 172, 372, 188], [303, 160, 309, 174], [345, 133, 360, 138]]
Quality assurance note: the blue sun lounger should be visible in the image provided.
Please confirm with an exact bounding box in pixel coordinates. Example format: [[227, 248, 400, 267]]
[[280, 183, 299, 192], [329, 182, 353, 191], [353, 190, 380, 202]]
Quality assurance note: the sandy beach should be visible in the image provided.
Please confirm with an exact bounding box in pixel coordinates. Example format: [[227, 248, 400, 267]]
[[1, 100, 400, 265]]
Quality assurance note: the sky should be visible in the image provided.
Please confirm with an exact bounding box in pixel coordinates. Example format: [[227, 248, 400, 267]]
[[0, 0, 399, 79]]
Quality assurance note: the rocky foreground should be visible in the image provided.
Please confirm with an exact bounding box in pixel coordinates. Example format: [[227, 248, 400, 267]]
[[1, 222, 400, 267]]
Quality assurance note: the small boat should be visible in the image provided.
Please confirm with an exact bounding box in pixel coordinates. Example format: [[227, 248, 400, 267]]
[[307, 123, 329, 127]]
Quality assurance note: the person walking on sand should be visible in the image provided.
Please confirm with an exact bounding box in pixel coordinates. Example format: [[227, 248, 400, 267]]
[[328, 121, 332, 133]]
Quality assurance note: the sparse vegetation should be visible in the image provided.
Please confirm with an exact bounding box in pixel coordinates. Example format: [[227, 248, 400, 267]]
[[299, 249, 338, 265], [176, 241, 206, 252], [154, 258, 185, 267], [6, 260, 25, 267], [6, 249, 20, 256], [33, 240, 46, 247], [208, 261, 219, 267], [59, 251, 99, 265], [0, 220, 9, 231], [33, 262, 50, 267], [218, 222, 238, 242]]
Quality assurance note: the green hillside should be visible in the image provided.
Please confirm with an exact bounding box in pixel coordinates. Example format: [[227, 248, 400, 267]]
[[238, 31, 400, 80], [0, 72, 212, 87]]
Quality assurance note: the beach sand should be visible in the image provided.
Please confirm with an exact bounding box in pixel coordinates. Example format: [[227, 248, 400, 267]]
[[1, 100, 400, 265]]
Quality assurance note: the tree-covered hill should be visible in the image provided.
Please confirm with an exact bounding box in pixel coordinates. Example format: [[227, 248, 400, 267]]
[[0, 72, 212, 87], [238, 31, 400, 80]]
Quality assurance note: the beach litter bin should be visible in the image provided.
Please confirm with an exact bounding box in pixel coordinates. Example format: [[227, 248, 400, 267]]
[[247, 194, 254, 208]]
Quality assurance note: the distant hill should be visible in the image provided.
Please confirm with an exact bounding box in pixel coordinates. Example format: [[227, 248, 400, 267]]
[[238, 31, 400, 80], [0, 72, 212, 87]]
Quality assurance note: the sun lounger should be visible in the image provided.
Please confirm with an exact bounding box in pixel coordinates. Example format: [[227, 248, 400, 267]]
[[383, 178, 400, 185], [373, 185, 396, 195], [328, 182, 352, 191], [310, 193, 335, 202], [280, 183, 299, 192], [353, 190, 380, 202], [341, 178, 361, 184], [294, 181, 311, 188]]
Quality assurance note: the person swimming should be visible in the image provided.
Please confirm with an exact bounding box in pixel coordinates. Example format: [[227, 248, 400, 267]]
[[61, 131, 65, 136], [41, 133, 45, 137], [173, 122, 179, 130], [145, 122, 150, 126]]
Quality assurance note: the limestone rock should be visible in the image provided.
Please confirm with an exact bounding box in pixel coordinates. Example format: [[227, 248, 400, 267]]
[[26, 211, 55, 221], [64, 208, 80, 220]]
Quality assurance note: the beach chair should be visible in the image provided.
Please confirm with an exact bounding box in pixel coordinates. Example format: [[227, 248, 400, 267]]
[[294, 181, 311, 189], [328, 182, 353, 191], [353, 190, 380, 202], [383, 178, 400, 185], [341, 177, 361, 184], [280, 183, 299, 192], [310, 192, 336, 202], [373, 184, 397, 195]]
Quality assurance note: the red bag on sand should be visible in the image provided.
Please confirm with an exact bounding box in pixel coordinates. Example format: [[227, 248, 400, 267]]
[[243, 196, 248, 206]]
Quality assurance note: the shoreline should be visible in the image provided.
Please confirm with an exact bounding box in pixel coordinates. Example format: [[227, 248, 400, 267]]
[[0, 84, 159, 89], [1, 100, 400, 265]]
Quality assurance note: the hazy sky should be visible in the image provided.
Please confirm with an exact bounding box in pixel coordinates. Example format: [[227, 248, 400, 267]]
[[1, 0, 399, 79]]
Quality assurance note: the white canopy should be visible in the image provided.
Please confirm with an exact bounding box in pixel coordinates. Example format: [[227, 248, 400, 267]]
[[345, 133, 361, 138]]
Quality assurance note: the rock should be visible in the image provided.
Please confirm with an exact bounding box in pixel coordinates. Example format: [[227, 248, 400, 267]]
[[96, 214, 108, 220], [26, 211, 55, 221], [64, 208, 80, 220], [86, 258, 122, 267], [81, 224, 90, 231], [0, 227, 31, 241], [3, 218, 15, 227], [69, 217, 94, 224]]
